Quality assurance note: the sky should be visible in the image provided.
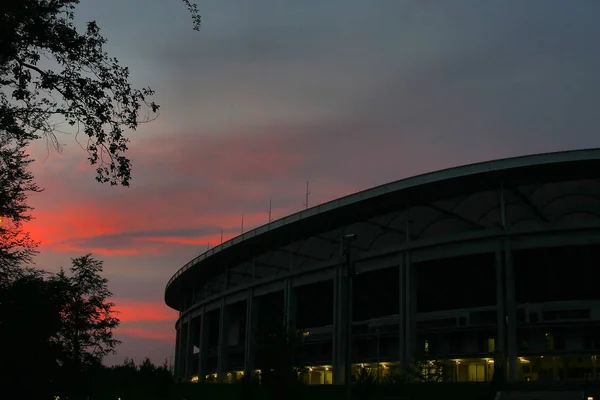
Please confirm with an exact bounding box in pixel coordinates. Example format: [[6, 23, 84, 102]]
[[25, 0, 600, 366]]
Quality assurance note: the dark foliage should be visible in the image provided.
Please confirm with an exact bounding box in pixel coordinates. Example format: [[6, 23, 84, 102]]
[[54, 254, 120, 367], [89, 357, 175, 400], [0, 271, 63, 398], [0, 0, 200, 275], [256, 322, 304, 400], [52, 254, 121, 399], [0, 136, 41, 275], [0, 1, 198, 397], [1, 0, 160, 186], [354, 366, 379, 400], [1, 0, 199, 186], [0, 254, 120, 399], [182, 0, 202, 31]]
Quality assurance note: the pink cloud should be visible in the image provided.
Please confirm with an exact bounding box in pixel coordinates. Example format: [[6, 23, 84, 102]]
[[114, 300, 178, 322], [135, 130, 306, 183], [25, 127, 318, 257]]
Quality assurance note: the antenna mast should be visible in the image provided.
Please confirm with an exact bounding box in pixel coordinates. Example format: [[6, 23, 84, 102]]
[[268, 197, 272, 223], [220, 229, 223, 244], [241, 213, 244, 234]]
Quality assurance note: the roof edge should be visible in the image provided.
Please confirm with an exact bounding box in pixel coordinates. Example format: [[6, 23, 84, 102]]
[[165, 148, 600, 299]]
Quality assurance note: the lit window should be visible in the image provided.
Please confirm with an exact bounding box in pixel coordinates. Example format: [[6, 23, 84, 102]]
[[424, 339, 429, 355], [488, 338, 495, 353]]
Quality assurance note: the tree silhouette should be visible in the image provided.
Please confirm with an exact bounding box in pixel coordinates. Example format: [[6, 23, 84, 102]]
[[53, 254, 120, 367], [50, 254, 120, 399], [0, 136, 41, 275], [1, 0, 162, 186], [0, 271, 63, 398], [1, 1, 199, 396], [0, 0, 200, 278], [100, 357, 175, 400]]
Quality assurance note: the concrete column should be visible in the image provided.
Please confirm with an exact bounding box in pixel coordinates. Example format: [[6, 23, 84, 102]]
[[495, 243, 506, 369], [197, 306, 208, 381], [244, 288, 258, 377], [217, 297, 228, 381], [174, 324, 182, 378], [495, 239, 517, 381], [504, 240, 518, 381], [284, 278, 297, 343], [184, 314, 192, 379], [332, 263, 350, 384], [399, 251, 415, 371]]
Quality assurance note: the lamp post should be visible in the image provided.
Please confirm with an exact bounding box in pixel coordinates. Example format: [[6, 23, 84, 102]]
[[341, 233, 357, 399]]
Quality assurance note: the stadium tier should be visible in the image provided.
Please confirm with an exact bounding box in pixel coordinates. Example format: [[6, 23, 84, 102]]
[[165, 149, 600, 384]]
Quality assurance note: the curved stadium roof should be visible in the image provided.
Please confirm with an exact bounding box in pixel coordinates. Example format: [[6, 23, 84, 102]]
[[165, 148, 600, 309]]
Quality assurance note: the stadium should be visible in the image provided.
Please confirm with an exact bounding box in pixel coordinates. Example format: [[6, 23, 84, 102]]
[[165, 148, 600, 385]]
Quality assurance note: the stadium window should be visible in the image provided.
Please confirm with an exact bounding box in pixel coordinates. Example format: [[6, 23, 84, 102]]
[[488, 338, 495, 353], [424, 339, 429, 355]]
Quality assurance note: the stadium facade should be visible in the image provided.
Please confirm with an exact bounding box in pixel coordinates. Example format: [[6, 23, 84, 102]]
[[165, 149, 600, 384]]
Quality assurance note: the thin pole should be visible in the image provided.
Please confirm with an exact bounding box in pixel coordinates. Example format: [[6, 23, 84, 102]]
[[220, 229, 223, 244], [304, 181, 311, 209], [241, 214, 244, 234]]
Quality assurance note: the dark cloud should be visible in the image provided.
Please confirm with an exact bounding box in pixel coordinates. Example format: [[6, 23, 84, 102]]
[[62, 227, 221, 248]]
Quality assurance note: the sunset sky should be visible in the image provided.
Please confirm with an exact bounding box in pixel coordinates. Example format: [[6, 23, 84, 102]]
[[26, 0, 600, 365]]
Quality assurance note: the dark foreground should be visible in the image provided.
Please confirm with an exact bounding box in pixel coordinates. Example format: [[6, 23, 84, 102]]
[[166, 382, 598, 400]]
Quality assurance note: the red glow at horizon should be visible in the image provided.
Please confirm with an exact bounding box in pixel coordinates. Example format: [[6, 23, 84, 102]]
[[114, 301, 178, 323], [24, 128, 364, 357]]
